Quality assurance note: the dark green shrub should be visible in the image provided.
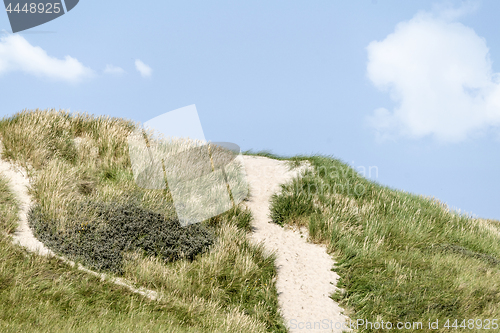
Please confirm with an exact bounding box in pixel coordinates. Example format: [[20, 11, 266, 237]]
[[29, 201, 215, 274]]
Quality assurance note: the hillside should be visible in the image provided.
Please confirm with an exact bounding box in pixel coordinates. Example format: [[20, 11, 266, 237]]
[[270, 155, 500, 331], [1, 109, 500, 332]]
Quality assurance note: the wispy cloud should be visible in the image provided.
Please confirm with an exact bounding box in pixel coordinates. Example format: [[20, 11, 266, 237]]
[[366, 3, 500, 142], [0, 34, 93, 83], [104, 64, 125, 75], [135, 59, 152, 78]]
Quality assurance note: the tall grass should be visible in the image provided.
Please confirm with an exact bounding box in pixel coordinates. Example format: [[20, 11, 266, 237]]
[[270, 155, 500, 332], [0, 109, 286, 332]]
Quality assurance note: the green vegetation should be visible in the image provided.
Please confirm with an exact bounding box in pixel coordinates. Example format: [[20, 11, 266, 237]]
[[0, 109, 287, 332], [270, 155, 500, 332]]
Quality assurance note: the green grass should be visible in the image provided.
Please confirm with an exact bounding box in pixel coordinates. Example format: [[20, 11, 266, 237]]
[[0, 109, 287, 332], [269, 155, 500, 332]]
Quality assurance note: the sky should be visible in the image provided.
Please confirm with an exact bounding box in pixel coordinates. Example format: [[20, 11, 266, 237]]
[[1, 0, 500, 220]]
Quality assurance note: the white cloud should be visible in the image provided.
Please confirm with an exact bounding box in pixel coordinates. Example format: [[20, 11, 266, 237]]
[[366, 4, 500, 142], [135, 59, 152, 78], [0, 34, 93, 83], [104, 64, 125, 75]]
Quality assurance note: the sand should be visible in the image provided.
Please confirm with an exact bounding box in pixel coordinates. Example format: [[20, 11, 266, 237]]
[[0, 145, 51, 256], [242, 155, 349, 332]]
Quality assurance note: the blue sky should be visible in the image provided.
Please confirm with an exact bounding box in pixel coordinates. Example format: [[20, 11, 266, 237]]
[[1, 0, 500, 220]]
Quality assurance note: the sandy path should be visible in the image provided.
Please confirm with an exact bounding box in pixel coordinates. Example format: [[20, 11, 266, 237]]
[[242, 155, 349, 333], [0, 156, 53, 256]]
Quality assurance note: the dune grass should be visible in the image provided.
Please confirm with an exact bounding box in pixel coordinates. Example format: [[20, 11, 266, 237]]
[[0, 108, 287, 332], [269, 155, 500, 332]]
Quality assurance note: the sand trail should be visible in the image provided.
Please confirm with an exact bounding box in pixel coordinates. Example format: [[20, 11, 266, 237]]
[[242, 155, 349, 333]]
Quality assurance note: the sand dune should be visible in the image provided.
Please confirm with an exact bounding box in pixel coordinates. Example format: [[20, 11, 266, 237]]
[[0, 141, 349, 332]]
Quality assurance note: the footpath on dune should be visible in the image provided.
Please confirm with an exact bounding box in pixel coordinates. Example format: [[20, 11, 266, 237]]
[[242, 155, 349, 333], [0, 141, 349, 332]]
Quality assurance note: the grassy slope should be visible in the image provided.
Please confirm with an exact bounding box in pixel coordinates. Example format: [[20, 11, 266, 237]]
[[0, 175, 200, 333], [269, 154, 500, 332], [0, 109, 287, 333]]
